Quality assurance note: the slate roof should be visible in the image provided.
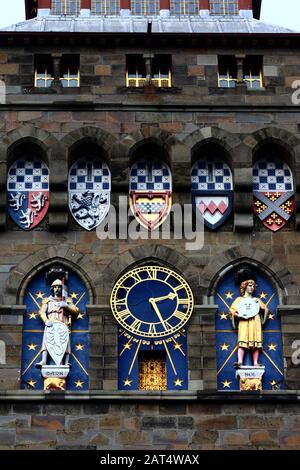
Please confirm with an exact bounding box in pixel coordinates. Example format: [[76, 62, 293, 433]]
[[1, 15, 297, 34]]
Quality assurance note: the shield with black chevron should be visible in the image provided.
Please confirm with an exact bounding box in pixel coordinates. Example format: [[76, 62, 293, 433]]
[[69, 157, 111, 231], [253, 160, 295, 232], [191, 159, 233, 230], [129, 159, 172, 231]]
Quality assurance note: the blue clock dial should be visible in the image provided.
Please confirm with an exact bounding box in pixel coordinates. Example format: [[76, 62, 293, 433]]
[[110, 266, 194, 339]]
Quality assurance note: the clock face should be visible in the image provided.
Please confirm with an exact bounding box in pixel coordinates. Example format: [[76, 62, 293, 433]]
[[110, 266, 194, 339]]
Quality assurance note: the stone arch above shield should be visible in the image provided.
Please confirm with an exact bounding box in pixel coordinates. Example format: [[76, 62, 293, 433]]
[[129, 147, 172, 231], [191, 149, 233, 230], [68, 155, 111, 230], [7, 151, 49, 230], [21, 265, 89, 391], [253, 151, 294, 231], [215, 264, 284, 391]]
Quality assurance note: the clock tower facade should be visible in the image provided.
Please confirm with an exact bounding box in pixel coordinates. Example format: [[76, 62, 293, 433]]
[[0, 0, 299, 451]]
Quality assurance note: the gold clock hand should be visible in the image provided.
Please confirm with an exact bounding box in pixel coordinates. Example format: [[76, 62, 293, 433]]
[[151, 292, 177, 303], [149, 298, 167, 330]]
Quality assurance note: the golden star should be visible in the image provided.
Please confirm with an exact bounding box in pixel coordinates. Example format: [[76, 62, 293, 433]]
[[123, 378, 133, 387], [220, 343, 230, 351], [260, 292, 267, 299], [28, 379, 37, 388], [225, 292, 234, 300], [77, 313, 85, 320], [74, 379, 84, 388], [173, 341, 182, 351], [70, 292, 78, 300], [222, 380, 232, 389], [174, 378, 183, 387], [75, 344, 84, 351], [28, 312, 38, 320], [270, 380, 277, 387], [27, 343, 37, 351], [122, 342, 132, 351], [219, 312, 228, 320], [268, 344, 277, 351], [268, 313, 275, 320], [35, 291, 44, 299]]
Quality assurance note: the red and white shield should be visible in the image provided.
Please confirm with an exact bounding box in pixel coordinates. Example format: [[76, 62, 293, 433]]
[[253, 160, 294, 232], [130, 191, 172, 231], [129, 159, 172, 231]]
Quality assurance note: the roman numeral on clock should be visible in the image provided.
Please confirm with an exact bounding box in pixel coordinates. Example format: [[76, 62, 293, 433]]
[[131, 318, 142, 332], [146, 267, 158, 280], [173, 310, 187, 321], [117, 309, 131, 321]]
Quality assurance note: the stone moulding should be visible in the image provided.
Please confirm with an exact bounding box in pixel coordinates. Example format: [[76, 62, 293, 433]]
[[0, 390, 299, 402]]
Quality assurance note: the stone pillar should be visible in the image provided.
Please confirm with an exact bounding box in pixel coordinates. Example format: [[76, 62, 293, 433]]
[[120, 0, 131, 17], [51, 53, 63, 92], [143, 54, 154, 82], [160, 0, 170, 17], [239, 0, 253, 18], [236, 54, 247, 89], [80, 0, 91, 16], [199, 0, 210, 17], [37, 0, 51, 17]]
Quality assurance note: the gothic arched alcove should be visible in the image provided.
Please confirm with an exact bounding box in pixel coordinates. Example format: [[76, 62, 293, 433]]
[[20, 264, 90, 391], [214, 262, 284, 391]]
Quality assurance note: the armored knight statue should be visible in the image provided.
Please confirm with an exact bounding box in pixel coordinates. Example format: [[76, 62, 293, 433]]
[[230, 278, 268, 369], [35, 279, 80, 368]]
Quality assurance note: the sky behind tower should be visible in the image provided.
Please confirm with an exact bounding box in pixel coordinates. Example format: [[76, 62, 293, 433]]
[[0, 0, 299, 30]]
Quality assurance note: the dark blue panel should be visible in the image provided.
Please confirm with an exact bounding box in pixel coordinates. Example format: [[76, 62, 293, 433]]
[[21, 269, 89, 391], [215, 268, 284, 391]]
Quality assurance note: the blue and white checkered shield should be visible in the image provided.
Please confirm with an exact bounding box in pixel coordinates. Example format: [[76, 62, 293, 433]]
[[68, 158, 111, 231]]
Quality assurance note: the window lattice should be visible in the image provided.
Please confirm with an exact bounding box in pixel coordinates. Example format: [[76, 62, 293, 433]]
[[131, 0, 160, 16], [170, 0, 199, 16], [91, 0, 120, 15], [51, 0, 80, 15], [209, 0, 239, 15]]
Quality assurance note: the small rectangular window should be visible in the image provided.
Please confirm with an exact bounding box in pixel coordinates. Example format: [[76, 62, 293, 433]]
[[91, 0, 120, 15], [34, 54, 80, 89], [126, 55, 147, 88], [170, 0, 199, 15], [34, 55, 54, 88], [126, 55, 172, 88], [60, 55, 80, 88], [218, 55, 237, 88], [151, 55, 172, 88], [243, 56, 263, 90], [131, 0, 160, 15], [210, 0, 239, 15], [51, 0, 80, 15]]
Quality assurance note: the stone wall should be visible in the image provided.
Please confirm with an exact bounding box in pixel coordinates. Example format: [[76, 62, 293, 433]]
[[0, 393, 300, 450], [1, 41, 300, 449]]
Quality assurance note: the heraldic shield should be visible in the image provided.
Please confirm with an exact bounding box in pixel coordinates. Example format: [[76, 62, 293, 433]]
[[191, 159, 233, 230], [253, 159, 295, 232], [45, 322, 69, 366], [130, 159, 172, 231], [7, 157, 49, 230], [69, 157, 111, 231]]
